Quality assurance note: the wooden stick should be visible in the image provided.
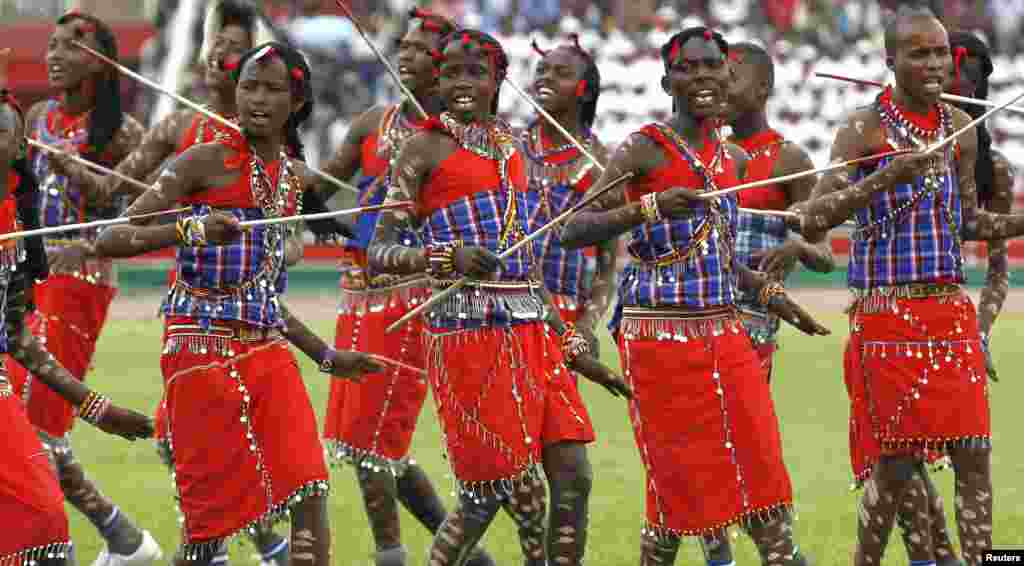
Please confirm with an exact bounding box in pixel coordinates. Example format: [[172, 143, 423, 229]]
[[238, 201, 413, 228], [334, 0, 429, 121], [739, 207, 797, 218], [815, 71, 1024, 116], [72, 40, 360, 196], [371, 354, 427, 376], [385, 172, 635, 334], [923, 89, 1024, 155], [0, 206, 190, 242], [26, 138, 153, 194], [505, 78, 606, 171], [699, 149, 911, 200]]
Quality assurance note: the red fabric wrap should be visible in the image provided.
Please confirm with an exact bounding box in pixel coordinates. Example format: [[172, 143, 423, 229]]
[[360, 132, 387, 178], [160, 331, 328, 542], [732, 129, 788, 210], [419, 147, 527, 217], [6, 275, 116, 436], [541, 301, 596, 446], [424, 322, 559, 486], [626, 125, 739, 202], [0, 392, 69, 560], [324, 288, 430, 464], [845, 294, 990, 483], [618, 317, 793, 535]]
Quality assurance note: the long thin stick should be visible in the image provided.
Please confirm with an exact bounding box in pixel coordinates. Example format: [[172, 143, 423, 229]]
[[815, 72, 1024, 116], [0, 206, 190, 241], [385, 172, 635, 334], [740, 207, 796, 218], [699, 149, 911, 200], [505, 78, 606, 170], [72, 40, 360, 196], [27, 138, 153, 194], [371, 354, 427, 376], [923, 89, 1024, 155], [335, 0, 429, 121], [238, 201, 413, 228]]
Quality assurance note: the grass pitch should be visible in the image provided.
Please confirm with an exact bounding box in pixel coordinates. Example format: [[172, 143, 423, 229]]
[[63, 306, 1023, 565]]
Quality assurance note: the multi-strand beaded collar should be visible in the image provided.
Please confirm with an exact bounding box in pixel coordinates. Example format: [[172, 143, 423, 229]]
[[439, 112, 524, 250], [856, 88, 961, 267], [364, 103, 425, 207], [648, 122, 735, 270], [522, 120, 597, 217]]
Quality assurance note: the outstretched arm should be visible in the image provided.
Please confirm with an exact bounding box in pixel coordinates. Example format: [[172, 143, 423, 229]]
[[977, 152, 1014, 337], [279, 303, 383, 381], [736, 264, 830, 336], [782, 145, 835, 273]]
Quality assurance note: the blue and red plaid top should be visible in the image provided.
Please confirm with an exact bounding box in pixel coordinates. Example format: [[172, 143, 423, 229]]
[[29, 100, 113, 239], [847, 95, 963, 290], [520, 124, 600, 299], [162, 151, 300, 330], [616, 124, 741, 311], [417, 117, 542, 330]]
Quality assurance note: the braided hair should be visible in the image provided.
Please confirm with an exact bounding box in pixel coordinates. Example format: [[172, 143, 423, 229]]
[[949, 31, 995, 210], [660, 27, 729, 72], [432, 29, 509, 115], [55, 12, 123, 160], [408, 6, 456, 37], [200, 0, 276, 65], [0, 89, 47, 281], [531, 33, 602, 129], [231, 42, 313, 162]]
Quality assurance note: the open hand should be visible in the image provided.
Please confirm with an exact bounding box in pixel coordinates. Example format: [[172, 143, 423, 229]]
[[96, 405, 154, 441], [888, 151, 940, 185], [570, 354, 632, 400], [454, 246, 502, 278], [768, 294, 831, 336], [329, 350, 385, 382], [751, 241, 802, 278]]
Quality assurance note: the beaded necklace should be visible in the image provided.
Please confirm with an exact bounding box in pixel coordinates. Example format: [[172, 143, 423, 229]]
[[194, 106, 239, 147], [652, 122, 735, 270], [243, 146, 301, 293], [856, 94, 962, 271], [523, 120, 597, 219], [440, 112, 524, 251], [366, 104, 423, 208]]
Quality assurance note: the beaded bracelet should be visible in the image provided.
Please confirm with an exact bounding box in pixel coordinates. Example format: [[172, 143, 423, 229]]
[[560, 323, 591, 365], [640, 193, 662, 224], [176, 215, 208, 247], [425, 242, 460, 279], [758, 281, 786, 307], [78, 391, 111, 425]]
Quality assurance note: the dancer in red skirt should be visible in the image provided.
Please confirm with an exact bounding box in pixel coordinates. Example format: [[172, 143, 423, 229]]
[[56, 4, 297, 563], [368, 28, 627, 565], [795, 6, 1024, 565], [3, 12, 162, 566], [0, 83, 151, 566], [560, 27, 828, 566], [95, 42, 381, 565], [519, 35, 631, 565], [312, 9, 494, 566]]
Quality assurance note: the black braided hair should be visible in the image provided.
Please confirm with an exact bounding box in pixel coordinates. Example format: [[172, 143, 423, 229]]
[[408, 6, 457, 37], [56, 12, 122, 161], [660, 27, 729, 72], [231, 41, 313, 162], [532, 34, 602, 130], [949, 31, 995, 210], [432, 29, 509, 115]]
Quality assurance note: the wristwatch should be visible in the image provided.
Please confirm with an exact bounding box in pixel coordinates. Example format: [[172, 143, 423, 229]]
[[318, 348, 336, 374]]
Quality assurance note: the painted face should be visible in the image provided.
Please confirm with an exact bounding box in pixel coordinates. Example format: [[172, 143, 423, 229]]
[[948, 52, 984, 98], [890, 16, 950, 106], [663, 35, 729, 119], [438, 41, 500, 122], [46, 19, 105, 92], [532, 46, 589, 117], [725, 52, 762, 124], [205, 23, 251, 90], [395, 22, 443, 96], [0, 105, 23, 166], [235, 52, 302, 138]]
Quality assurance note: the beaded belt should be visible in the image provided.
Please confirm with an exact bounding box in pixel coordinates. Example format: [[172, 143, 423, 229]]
[[621, 305, 735, 321], [165, 323, 282, 342], [854, 282, 961, 301], [341, 273, 425, 292], [430, 278, 541, 291]]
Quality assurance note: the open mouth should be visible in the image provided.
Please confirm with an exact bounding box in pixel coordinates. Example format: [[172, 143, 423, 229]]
[[922, 78, 944, 94], [398, 65, 415, 79], [693, 88, 717, 106], [452, 94, 475, 108], [536, 86, 555, 100], [48, 63, 67, 80], [248, 110, 271, 126]]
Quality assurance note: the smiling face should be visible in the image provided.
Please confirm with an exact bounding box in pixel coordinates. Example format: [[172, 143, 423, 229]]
[[46, 19, 104, 92], [205, 23, 251, 91], [235, 53, 302, 139], [438, 42, 500, 122], [396, 21, 444, 97], [531, 46, 589, 118], [663, 35, 730, 120], [889, 16, 951, 107]]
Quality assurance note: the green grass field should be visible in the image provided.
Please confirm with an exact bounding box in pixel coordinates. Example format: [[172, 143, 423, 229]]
[[62, 305, 1024, 565]]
